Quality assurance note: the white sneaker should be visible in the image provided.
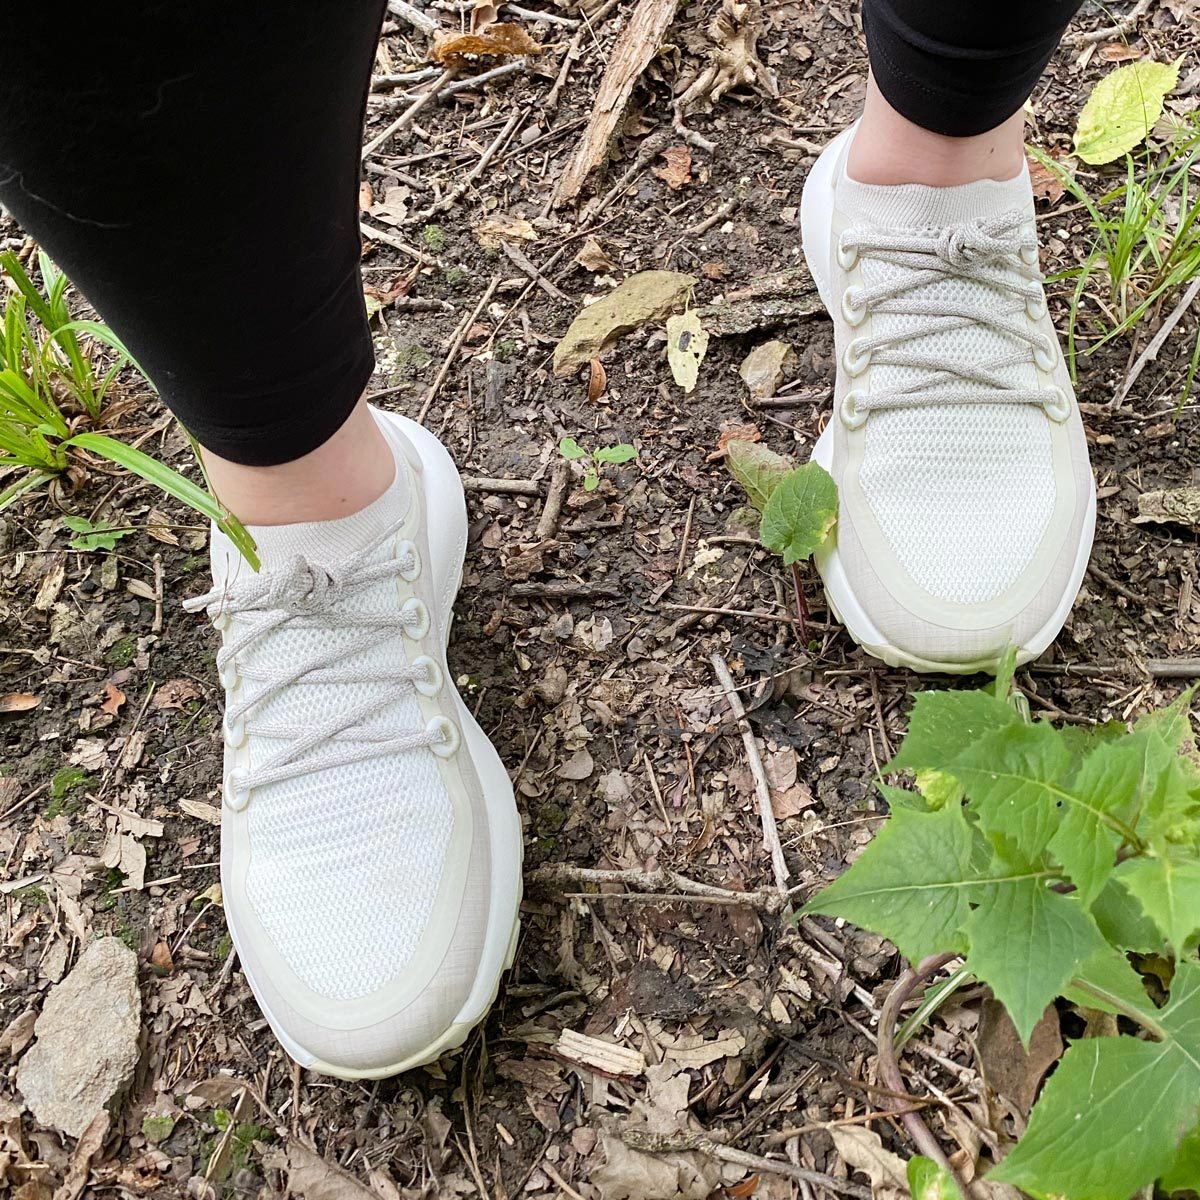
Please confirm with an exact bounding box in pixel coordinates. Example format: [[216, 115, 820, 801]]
[[186, 408, 522, 1079], [800, 128, 1095, 674]]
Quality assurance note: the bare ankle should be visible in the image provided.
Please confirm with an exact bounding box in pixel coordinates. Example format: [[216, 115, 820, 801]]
[[847, 75, 1027, 188], [202, 398, 397, 526]]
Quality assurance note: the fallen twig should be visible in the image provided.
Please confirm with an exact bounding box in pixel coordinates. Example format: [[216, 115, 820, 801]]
[[360, 221, 442, 267], [387, 0, 441, 36], [416, 106, 526, 218], [710, 652, 791, 899], [621, 1130, 872, 1200], [502, 240, 573, 303], [1064, 0, 1154, 46], [528, 863, 788, 914], [361, 69, 454, 159], [1117, 274, 1200, 404], [535, 460, 571, 538], [463, 475, 542, 496], [417, 275, 501, 424]]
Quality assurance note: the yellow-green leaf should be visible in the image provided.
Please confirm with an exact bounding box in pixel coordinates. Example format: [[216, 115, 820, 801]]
[[1074, 58, 1181, 165], [665, 310, 708, 394]]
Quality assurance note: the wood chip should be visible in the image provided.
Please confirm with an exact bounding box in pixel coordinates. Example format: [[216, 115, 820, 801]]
[[557, 1028, 646, 1077]]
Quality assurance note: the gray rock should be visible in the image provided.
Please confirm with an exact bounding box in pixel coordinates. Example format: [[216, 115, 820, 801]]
[[17, 936, 140, 1137]]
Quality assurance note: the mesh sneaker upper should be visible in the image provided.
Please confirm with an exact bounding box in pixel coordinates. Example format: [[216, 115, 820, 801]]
[[855, 246, 1056, 604], [239, 544, 453, 1001]]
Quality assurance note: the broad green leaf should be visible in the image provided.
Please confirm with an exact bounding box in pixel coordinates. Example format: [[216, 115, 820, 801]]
[[1162, 1124, 1200, 1194], [907, 1156, 963, 1200], [951, 722, 1074, 864], [1090, 877, 1164, 952], [1116, 853, 1200, 954], [759, 463, 838, 566], [964, 878, 1104, 1045], [995, 961, 1200, 1200], [592, 443, 637, 465], [62, 515, 133, 552], [1064, 944, 1157, 1022], [802, 804, 977, 963], [665, 310, 708, 394], [1073, 58, 1182, 165], [877, 781, 928, 812], [1047, 737, 1147, 905], [887, 689, 1017, 774], [1134, 684, 1198, 751], [724, 439, 793, 512], [558, 436, 587, 461]]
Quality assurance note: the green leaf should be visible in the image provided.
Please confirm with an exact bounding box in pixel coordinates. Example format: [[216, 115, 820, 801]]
[[1116, 852, 1200, 955], [992, 647, 1018, 703], [914, 769, 963, 811], [1074, 58, 1182, 165], [907, 1156, 964, 1200], [1090, 876, 1164, 952], [724, 439, 794, 512], [995, 961, 1200, 1200], [1065, 944, 1158, 1021], [802, 804, 977, 962], [876, 781, 929, 812], [593, 443, 637, 465], [583, 469, 599, 492], [951, 721, 1074, 864], [759, 462, 838, 566], [887, 689, 1017, 774], [62, 515, 133, 552], [558, 436, 587, 461], [964, 878, 1104, 1045], [1162, 1124, 1200, 1194], [665, 310, 708, 394]]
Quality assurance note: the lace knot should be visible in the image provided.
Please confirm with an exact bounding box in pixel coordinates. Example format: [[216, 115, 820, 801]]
[[934, 219, 1014, 267], [265, 557, 341, 613]]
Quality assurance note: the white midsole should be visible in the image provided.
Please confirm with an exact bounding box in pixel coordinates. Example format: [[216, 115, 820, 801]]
[[800, 128, 1096, 675], [240, 411, 523, 1078]]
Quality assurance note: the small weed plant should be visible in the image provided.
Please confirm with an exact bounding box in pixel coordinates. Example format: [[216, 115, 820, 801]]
[[558, 435, 637, 491], [723, 438, 837, 638], [1, 251, 257, 565], [805, 663, 1200, 1200]]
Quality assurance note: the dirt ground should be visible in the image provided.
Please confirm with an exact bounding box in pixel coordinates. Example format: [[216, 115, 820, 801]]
[[2, 1, 1199, 1197]]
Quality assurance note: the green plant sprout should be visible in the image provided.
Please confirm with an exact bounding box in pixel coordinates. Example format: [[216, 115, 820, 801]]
[[558, 435, 638, 492], [723, 438, 837, 641], [0, 251, 258, 567], [804, 659, 1200, 1200]]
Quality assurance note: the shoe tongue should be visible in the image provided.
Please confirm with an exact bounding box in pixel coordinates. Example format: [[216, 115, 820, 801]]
[[838, 167, 1034, 231], [209, 455, 411, 587]]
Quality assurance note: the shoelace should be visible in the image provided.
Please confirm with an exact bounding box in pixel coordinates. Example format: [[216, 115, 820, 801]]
[[838, 210, 1068, 426], [185, 521, 455, 806]]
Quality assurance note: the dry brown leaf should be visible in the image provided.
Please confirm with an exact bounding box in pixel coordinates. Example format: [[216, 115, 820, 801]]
[[978, 1000, 1063, 1117], [431, 23, 541, 67], [653, 145, 693, 189], [150, 941, 174, 973], [1099, 42, 1144, 62], [56, 1112, 110, 1200], [473, 212, 538, 249], [100, 682, 126, 716], [180, 798, 222, 826], [587, 358, 608, 402], [575, 237, 616, 273], [1134, 485, 1200, 527], [358, 180, 374, 212], [0, 693, 40, 715], [1027, 154, 1065, 206], [830, 1126, 908, 1200], [771, 782, 814, 820], [153, 679, 200, 710]]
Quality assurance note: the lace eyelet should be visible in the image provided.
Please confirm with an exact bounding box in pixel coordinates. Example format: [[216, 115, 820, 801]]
[[1033, 340, 1057, 372], [411, 655, 444, 697], [225, 769, 250, 812], [218, 661, 240, 691], [843, 339, 871, 377], [836, 235, 859, 271], [428, 715, 460, 758], [840, 390, 869, 430], [1043, 386, 1071, 423], [841, 289, 867, 327], [1020, 243, 1040, 267], [223, 714, 247, 749], [1025, 293, 1048, 320], [396, 539, 421, 582], [213, 612, 232, 633], [402, 597, 431, 641]]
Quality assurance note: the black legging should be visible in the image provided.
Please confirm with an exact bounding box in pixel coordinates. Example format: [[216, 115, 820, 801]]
[[0, 0, 1082, 467]]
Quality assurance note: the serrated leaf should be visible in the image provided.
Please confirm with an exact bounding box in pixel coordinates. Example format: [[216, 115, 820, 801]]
[[1073, 58, 1182, 165], [877, 781, 928, 812], [993, 961, 1200, 1200], [1064, 944, 1158, 1021], [888, 690, 1017, 774], [965, 878, 1104, 1045], [1116, 852, 1200, 955], [759, 463, 837, 566], [62, 515, 134, 552], [1090, 877, 1164, 952], [951, 722, 1074, 864], [907, 1156, 963, 1200], [724, 439, 794, 512], [559, 436, 586, 461], [915, 769, 963, 811], [665, 310, 708, 394], [1162, 1124, 1200, 1194], [1047, 738, 1148, 905], [802, 804, 977, 963], [593, 443, 637, 465]]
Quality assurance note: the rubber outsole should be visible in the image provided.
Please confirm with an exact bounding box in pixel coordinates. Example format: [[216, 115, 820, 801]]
[[248, 411, 524, 1082], [799, 132, 1097, 676]]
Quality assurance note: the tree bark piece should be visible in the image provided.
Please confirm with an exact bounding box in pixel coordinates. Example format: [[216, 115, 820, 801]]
[[552, 0, 680, 207]]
